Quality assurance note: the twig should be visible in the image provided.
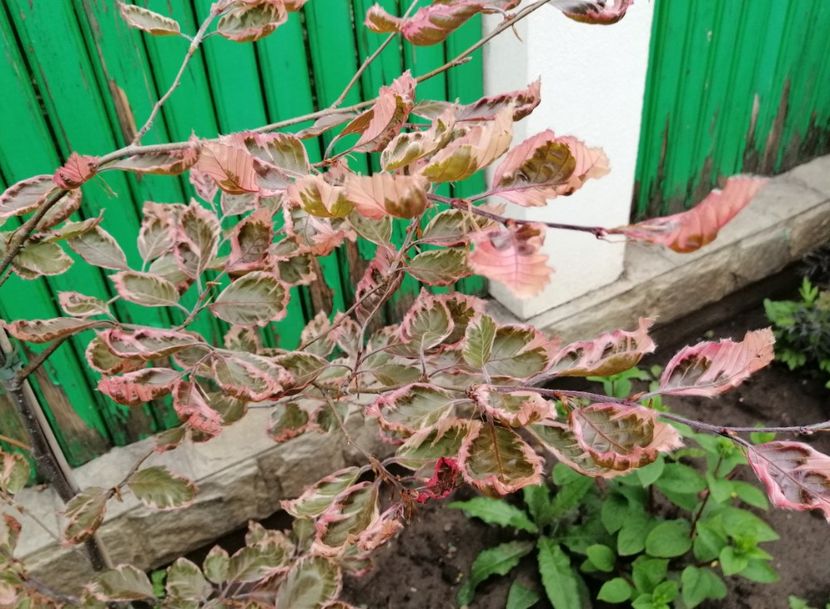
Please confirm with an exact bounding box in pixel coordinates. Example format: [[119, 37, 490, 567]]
[[0, 433, 30, 452], [15, 337, 71, 385]]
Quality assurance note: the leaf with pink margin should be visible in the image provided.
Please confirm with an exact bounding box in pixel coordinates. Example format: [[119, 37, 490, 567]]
[[227, 208, 273, 273], [468, 222, 552, 298], [484, 324, 555, 380], [63, 487, 109, 545], [553, 0, 634, 25], [269, 402, 312, 443], [0, 175, 55, 220], [315, 481, 379, 554], [137, 202, 179, 262], [112, 271, 180, 307], [421, 107, 513, 182], [397, 289, 454, 352], [274, 555, 341, 609], [532, 422, 617, 478], [86, 335, 145, 375], [103, 140, 199, 175], [344, 173, 429, 219], [356, 506, 404, 552], [368, 383, 458, 435], [548, 318, 655, 378], [194, 141, 259, 194], [438, 292, 487, 347], [609, 176, 767, 253], [238, 130, 310, 175], [99, 327, 206, 360], [175, 200, 221, 277], [210, 271, 289, 326], [288, 175, 353, 219], [281, 467, 362, 518], [53, 153, 98, 190], [353, 246, 401, 324], [747, 441, 830, 521], [217, 0, 287, 42], [381, 107, 457, 172], [68, 226, 129, 271], [459, 423, 543, 495], [7, 239, 72, 279], [0, 450, 29, 496], [98, 367, 180, 405], [118, 2, 181, 35], [173, 379, 223, 438], [570, 403, 682, 472], [39, 189, 82, 230], [300, 311, 335, 358], [343, 71, 416, 153], [407, 248, 471, 286], [126, 465, 197, 511], [2, 317, 105, 343], [659, 328, 775, 397], [395, 418, 476, 471], [212, 350, 290, 402], [472, 385, 551, 427], [224, 325, 262, 353]]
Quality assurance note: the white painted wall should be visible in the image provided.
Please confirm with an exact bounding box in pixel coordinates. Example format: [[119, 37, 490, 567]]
[[482, 2, 655, 319]]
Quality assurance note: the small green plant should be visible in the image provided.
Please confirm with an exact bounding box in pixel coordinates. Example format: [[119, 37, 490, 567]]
[[789, 595, 830, 609], [764, 277, 830, 388], [451, 368, 778, 609]]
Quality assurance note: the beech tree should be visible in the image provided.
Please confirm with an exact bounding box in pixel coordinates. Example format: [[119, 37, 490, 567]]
[[0, 1, 827, 607]]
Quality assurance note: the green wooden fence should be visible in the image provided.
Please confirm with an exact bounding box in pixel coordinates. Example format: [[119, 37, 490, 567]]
[[634, 0, 830, 218], [0, 0, 486, 467]]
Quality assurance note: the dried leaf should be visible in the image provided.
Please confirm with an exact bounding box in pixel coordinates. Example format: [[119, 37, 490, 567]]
[[217, 0, 288, 42], [118, 2, 181, 35]]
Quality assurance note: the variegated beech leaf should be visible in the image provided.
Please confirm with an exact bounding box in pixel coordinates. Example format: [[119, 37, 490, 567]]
[[381, 108, 456, 172], [202, 545, 230, 584], [407, 248, 470, 286], [397, 289, 454, 352], [53, 153, 98, 189], [342, 71, 416, 153], [195, 141, 259, 194], [98, 367, 179, 405], [226, 526, 293, 582], [10, 240, 73, 278], [459, 423, 542, 495], [274, 352, 329, 392], [610, 176, 767, 253], [117, 2, 181, 35], [484, 325, 553, 379], [282, 467, 362, 518], [149, 252, 192, 292], [532, 422, 615, 478], [553, 0, 634, 25], [173, 379, 223, 438], [224, 324, 261, 353], [369, 383, 458, 435], [347, 211, 393, 246], [165, 557, 212, 603], [472, 385, 550, 427], [468, 222, 551, 298], [463, 313, 497, 368], [103, 141, 199, 175], [420, 208, 493, 246], [175, 200, 220, 277], [39, 189, 82, 229], [269, 402, 311, 442], [289, 175, 353, 219], [85, 335, 145, 375], [421, 107, 513, 182], [396, 419, 474, 471], [353, 247, 401, 324], [41, 215, 102, 242], [659, 328, 775, 397], [548, 318, 656, 378], [441, 292, 486, 346], [0, 174, 55, 219], [112, 271, 180, 307], [212, 350, 290, 401], [58, 291, 110, 318], [491, 131, 608, 206], [274, 555, 341, 609], [63, 487, 109, 544], [747, 441, 830, 521], [68, 226, 129, 270], [221, 191, 258, 216], [210, 271, 288, 326], [315, 481, 380, 552], [0, 450, 29, 496], [227, 208, 273, 273], [217, 0, 288, 42], [416, 79, 542, 122], [238, 130, 310, 176], [570, 403, 683, 472], [88, 565, 155, 602], [3, 317, 104, 343], [344, 173, 429, 219], [356, 506, 404, 553], [0, 513, 21, 556], [126, 465, 197, 511], [137, 202, 177, 261], [99, 327, 205, 359], [300, 311, 335, 357]]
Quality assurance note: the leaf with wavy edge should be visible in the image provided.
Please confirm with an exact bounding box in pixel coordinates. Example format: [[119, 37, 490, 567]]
[[382, 107, 456, 171], [53, 153, 98, 189], [398, 289, 454, 352], [396, 419, 475, 471], [315, 482, 380, 553], [217, 0, 287, 42], [472, 385, 550, 427], [344, 173, 428, 219], [421, 107, 513, 182], [469, 222, 551, 298], [165, 558, 212, 603], [68, 226, 129, 270], [210, 272, 288, 326], [195, 141, 259, 194], [463, 314, 497, 368], [112, 270, 180, 307], [9, 239, 73, 278], [570, 403, 682, 472], [548, 318, 655, 378], [414, 79, 542, 122], [88, 565, 155, 602], [173, 379, 223, 438], [238, 130, 309, 175], [288, 175, 353, 219], [610, 176, 767, 253], [40, 189, 82, 229], [3, 317, 104, 343], [137, 202, 178, 262], [100, 327, 205, 360], [0, 175, 55, 220], [408, 248, 471, 286], [420, 208, 494, 246], [227, 208, 273, 273], [532, 422, 617, 478], [659, 328, 774, 397], [282, 467, 362, 518], [175, 200, 220, 277], [103, 141, 199, 175], [212, 350, 290, 402], [126, 465, 197, 511], [368, 383, 457, 435], [747, 441, 830, 521], [118, 2, 181, 35], [86, 335, 145, 375], [274, 555, 341, 609], [0, 450, 29, 496], [98, 367, 179, 405], [439, 292, 487, 347], [484, 325, 554, 380], [343, 71, 416, 153], [553, 0, 634, 25], [459, 423, 542, 495], [64, 487, 108, 544]]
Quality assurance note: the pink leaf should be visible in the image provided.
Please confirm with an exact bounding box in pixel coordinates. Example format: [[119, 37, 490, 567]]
[[217, 0, 287, 42], [173, 379, 223, 438], [553, 0, 634, 25], [98, 368, 180, 405], [659, 328, 775, 397], [344, 173, 429, 219], [99, 327, 205, 360], [53, 153, 99, 190], [747, 441, 830, 521], [194, 141, 259, 194], [0, 175, 56, 219], [227, 208, 274, 273], [471, 385, 550, 427], [415, 79, 542, 123], [343, 71, 416, 153], [3, 317, 104, 343], [103, 140, 200, 175], [353, 247, 401, 323], [610, 176, 767, 253], [468, 222, 552, 297], [548, 318, 655, 377], [415, 458, 461, 503]]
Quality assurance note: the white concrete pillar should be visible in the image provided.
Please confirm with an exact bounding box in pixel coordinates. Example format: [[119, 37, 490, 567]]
[[482, 1, 655, 319]]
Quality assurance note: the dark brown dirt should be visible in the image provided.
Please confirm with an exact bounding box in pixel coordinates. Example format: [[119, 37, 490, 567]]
[[342, 272, 830, 609]]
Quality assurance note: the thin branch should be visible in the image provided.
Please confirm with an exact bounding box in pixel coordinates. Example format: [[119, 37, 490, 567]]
[[15, 337, 71, 385]]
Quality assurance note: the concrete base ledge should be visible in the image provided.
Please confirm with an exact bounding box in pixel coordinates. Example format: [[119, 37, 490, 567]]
[[12, 155, 830, 591]]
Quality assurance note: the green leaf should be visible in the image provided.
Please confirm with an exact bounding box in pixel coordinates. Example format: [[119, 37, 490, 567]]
[[407, 248, 470, 286], [585, 544, 615, 572], [274, 556, 340, 609], [448, 497, 538, 533], [617, 512, 651, 556], [506, 581, 540, 609], [738, 559, 778, 583], [693, 520, 727, 562], [601, 493, 630, 533], [651, 580, 678, 604], [89, 565, 155, 602], [126, 466, 196, 511], [0, 450, 29, 495], [457, 541, 533, 605], [719, 506, 779, 542], [165, 558, 211, 602], [635, 457, 665, 486], [598, 578, 632, 603], [202, 545, 229, 584], [537, 539, 583, 609], [112, 271, 180, 307], [655, 462, 706, 494], [523, 485, 553, 528], [210, 272, 287, 326], [731, 481, 769, 510], [681, 566, 727, 608], [631, 556, 668, 594], [719, 546, 748, 576], [645, 520, 692, 558], [463, 314, 497, 368], [550, 467, 594, 519]]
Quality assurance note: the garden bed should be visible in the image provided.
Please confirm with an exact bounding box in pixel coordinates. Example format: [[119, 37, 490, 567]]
[[341, 267, 830, 609]]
